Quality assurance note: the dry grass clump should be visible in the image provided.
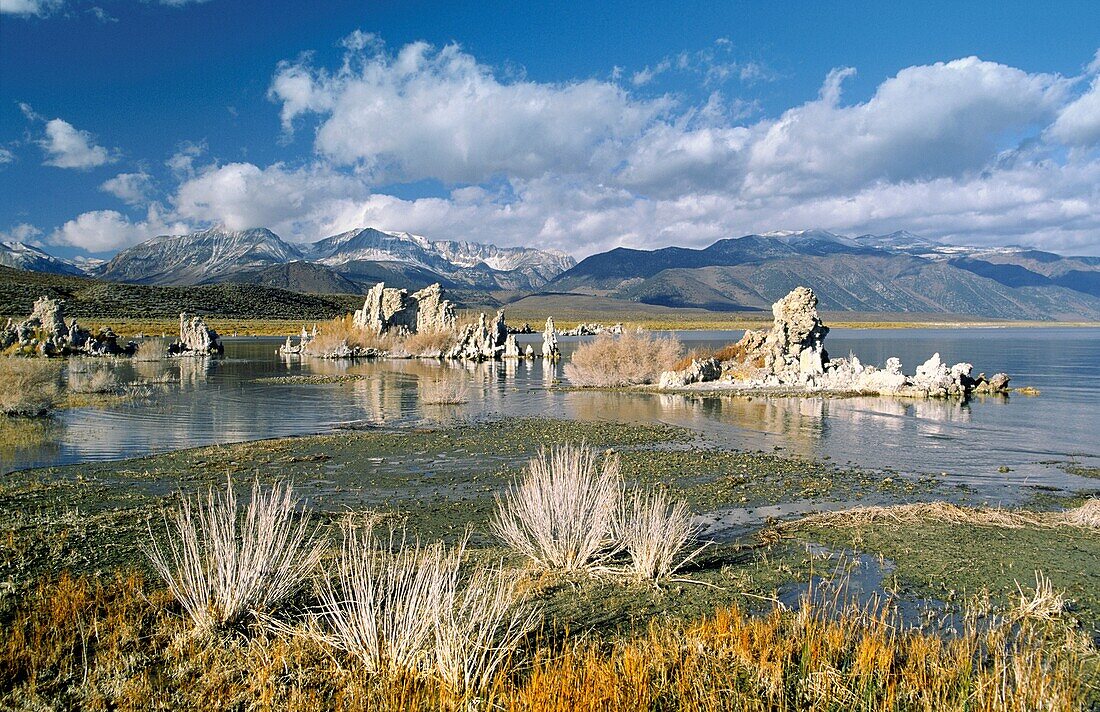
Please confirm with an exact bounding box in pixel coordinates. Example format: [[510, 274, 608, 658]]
[[492, 444, 623, 572], [3, 571, 1091, 711], [791, 502, 1052, 530], [66, 363, 120, 394], [314, 524, 537, 694], [144, 477, 325, 631], [1010, 571, 1067, 622], [305, 315, 396, 356], [402, 329, 458, 357], [133, 336, 170, 361], [420, 372, 469, 405], [0, 357, 60, 416], [615, 488, 706, 582], [1064, 498, 1100, 528], [564, 331, 682, 387]]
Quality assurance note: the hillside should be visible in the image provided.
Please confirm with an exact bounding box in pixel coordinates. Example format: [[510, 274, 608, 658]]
[[550, 231, 1100, 320], [0, 265, 363, 320]]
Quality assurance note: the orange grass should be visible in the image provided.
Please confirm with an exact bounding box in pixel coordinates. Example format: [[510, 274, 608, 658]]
[[2, 571, 1093, 711]]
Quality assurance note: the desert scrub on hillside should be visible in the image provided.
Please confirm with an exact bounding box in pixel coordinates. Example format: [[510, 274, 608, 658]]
[[0, 357, 60, 416], [144, 478, 325, 631], [564, 331, 683, 387]]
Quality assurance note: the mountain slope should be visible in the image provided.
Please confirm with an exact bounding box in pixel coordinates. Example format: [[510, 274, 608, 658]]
[[95, 227, 304, 285], [306, 227, 575, 290], [550, 231, 1100, 320], [1, 241, 86, 276]]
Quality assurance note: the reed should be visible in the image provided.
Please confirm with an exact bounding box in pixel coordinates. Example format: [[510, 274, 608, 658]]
[[491, 444, 622, 572], [143, 477, 325, 631]]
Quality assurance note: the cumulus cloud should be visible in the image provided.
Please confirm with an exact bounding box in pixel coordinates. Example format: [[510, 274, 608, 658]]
[[744, 58, 1070, 197], [49, 206, 187, 252], [1046, 74, 1100, 146], [100, 172, 154, 205], [0, 0, 62, 16], [269, 36, 669, 183], [39, 118, 116, 169], [0, 223, 43, 244], [43, 40, 1100, 257], [171, 161, 368, 235]]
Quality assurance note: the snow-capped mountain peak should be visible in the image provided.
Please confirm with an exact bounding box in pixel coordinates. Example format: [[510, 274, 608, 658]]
[[0, 241, 86, 276]]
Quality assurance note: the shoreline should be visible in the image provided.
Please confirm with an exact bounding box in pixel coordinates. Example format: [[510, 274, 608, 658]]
[[3, 315, 1096, 339]]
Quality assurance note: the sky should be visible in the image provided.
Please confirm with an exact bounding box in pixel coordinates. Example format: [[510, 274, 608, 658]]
[[1, 1, 1099, 261]]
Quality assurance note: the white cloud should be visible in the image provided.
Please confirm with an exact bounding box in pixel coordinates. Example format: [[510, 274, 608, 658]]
[[45, 42, 1100, 257], [171, 161, 368, 235], [269, 36, 669, 183], [0, 147, 14, 165], [0, 223, 43, 244], [49, 206, 187, 253], [39, 118, 115, 169], [100, 172, 154, 205], [0, 0, 62, 16], [744, 58, 1070, 197], [166, 140, 206, 176], [1046, 74, 1100, 146]]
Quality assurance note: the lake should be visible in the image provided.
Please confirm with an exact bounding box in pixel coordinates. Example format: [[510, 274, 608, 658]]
[[3, 328, 1098, 498]]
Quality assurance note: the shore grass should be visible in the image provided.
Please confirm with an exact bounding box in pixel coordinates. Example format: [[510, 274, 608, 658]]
[[3, 418, 1099, 709]]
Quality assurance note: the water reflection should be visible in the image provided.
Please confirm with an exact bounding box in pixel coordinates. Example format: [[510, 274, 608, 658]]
[[2, 329, 1097, 490]]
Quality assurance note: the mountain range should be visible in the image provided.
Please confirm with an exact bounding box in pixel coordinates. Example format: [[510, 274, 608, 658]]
[[4, 227, 1100, 320], [544, 229, 1100, 320]]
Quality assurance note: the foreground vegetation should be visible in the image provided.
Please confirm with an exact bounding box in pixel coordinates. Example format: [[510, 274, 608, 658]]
[[2, 418, 1098, 709]]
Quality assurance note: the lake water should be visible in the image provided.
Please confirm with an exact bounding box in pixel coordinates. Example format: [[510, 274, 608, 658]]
[[3, 328, 1098, 497]]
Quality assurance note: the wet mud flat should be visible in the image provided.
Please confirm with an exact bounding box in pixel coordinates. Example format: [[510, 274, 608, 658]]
[[2, 417, 1096, 634]]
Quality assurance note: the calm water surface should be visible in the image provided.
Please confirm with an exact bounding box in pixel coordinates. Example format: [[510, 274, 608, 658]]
[[3, 328, 1098, 495]]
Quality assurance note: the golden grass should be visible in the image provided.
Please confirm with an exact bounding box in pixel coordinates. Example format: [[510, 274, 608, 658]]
[[1, 569, 1092, 711], [564, 332, 683, 387], [304, 315, 397, 356], [790, 501, 1100, 532], [402, 329, 459, 357], [0, 357, 61, 416]]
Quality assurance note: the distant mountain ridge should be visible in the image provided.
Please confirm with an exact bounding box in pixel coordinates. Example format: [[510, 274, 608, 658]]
[[1, 241, 85, 276], [90, 226, 575, 292], [547, 229, 1100, 320], [6, 226, 1100, 320]]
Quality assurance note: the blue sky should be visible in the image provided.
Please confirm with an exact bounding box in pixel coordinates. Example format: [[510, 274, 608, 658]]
[[1, 1, 1099, 259]]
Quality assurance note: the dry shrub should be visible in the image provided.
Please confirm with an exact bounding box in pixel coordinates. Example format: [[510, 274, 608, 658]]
[[420, 372, 469, 405], [564, 332, 682, 387], [1064, 498, 1100, 528], [66, 364, 120, 394], [0, 357, 60, 416], [305, 315, 396, 356], [144, 477, 325, 631], [1010, 571, 1067, 622], [403, 329, 458, 357], [134, 337, 170, 362], [315, 524, 537, 693], [616, 488, 706, 582], [492, 444, 622, 572]]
